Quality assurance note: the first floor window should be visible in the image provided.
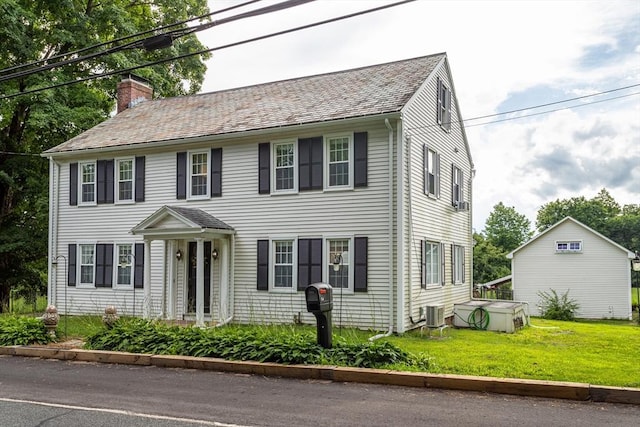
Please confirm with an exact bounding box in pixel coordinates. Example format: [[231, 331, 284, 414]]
[[424, 241, 441, 285], [453, 244, 465, 283], [327, 136, 350, 188], [80, 244, 95, 284], [190, 152, 208, 197], [328, 239, 350, 289], [273, 240, 294, 288], [117, 244, 133, 286], [80, 162, 96, 203], [274, 142, 295, 191], [117, 159, 133, 201]]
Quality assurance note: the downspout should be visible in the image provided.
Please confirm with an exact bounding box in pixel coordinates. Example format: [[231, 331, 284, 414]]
[[369, 118, 396, 341], [469, 168, 476, 301], [396, 121, 405, 333], [47, 158, 60, 307]]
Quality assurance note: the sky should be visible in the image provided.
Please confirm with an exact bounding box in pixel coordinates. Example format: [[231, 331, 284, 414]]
[[196, 0, 640, 232]]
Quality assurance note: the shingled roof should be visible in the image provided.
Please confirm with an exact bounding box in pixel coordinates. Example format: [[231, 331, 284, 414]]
[[45, 53, 445, 154]]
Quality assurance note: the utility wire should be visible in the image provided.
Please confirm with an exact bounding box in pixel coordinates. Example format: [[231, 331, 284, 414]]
[[0, 0, 416, 100], [0, 0, 315, 83], [0, 0, 262, 76]]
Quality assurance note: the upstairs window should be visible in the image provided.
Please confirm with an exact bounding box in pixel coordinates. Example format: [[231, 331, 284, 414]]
[[273, 141, 296, 192], [424, 145, 440, 198], [556, 241, 582, 253], [190, 151, 209, 198], [452, 165, 464, 207], [437, 77, 452, 131], [326, 136, 351, 188], [80, 162, 96, 204], [116, 159, 134, 202]]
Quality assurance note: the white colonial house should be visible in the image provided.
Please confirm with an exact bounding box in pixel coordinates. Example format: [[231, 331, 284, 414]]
[[508, 217, 635, 319], [43, 53, 474, 333]]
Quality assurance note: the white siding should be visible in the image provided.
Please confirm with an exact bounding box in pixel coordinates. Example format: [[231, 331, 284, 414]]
[[50, 118, 394, 330], [512, 220, 632, 319], [398, 60, 474, 329]]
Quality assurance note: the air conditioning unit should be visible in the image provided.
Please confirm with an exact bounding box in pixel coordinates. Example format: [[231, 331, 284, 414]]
[[455, 201, 470, 211], [425, 305, 445, 327]]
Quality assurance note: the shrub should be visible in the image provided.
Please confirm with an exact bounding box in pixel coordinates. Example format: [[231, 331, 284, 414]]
[[537, 289, 580, 321], [0, 316, 53, 346], [84, 319, 426, 370]]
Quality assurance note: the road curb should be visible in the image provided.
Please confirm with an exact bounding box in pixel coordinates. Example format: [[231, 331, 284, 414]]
[[2, 346, 638, 405]]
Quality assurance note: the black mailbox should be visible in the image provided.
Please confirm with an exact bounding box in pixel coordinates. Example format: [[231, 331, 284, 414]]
[[305, 283, 333, 348], [305, 283, 333, 312]]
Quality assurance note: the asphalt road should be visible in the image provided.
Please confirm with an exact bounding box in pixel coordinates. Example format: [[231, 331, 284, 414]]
[[0, 356, 638, 427]]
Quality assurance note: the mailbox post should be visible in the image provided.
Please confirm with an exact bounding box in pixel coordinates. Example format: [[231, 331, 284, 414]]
[[305, 283, 333, 348]]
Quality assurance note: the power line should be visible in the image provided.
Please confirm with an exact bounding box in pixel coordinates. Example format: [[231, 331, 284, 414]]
[[0, 0, 315, 83], [0, 0, 262, 77], [0, 0, 416, 100]]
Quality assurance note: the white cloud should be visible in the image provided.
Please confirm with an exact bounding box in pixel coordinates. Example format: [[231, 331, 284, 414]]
[[199, 0, 640, 231]]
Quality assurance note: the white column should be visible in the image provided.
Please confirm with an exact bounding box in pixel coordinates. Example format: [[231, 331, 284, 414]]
[[143, 239, 152, 319], [195, 238, 205, 326], [219, 238, 229, 322], [167, 240, 175, 320]]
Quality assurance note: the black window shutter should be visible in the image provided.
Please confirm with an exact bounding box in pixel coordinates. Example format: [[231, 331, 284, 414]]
[[435, 153, 441, 198], [299, 137, 323, 191], [420, 240, 426, 288], [176, 152, 187, 199], [257, 240, 269, 290], [135, 156, 145, 202], [354, 132, 368, 187], [440, 242, 446, 286], [69, 163, 78, 206], [461, 246, 466, 283], [211, 148, 222, 197], [95, 244, 113, 288], [451, 244, 455, 284], [134, 243, 144, 289], [354, 237, 368, 292], [97, 160, 114, 204], [298, 139, 310, 191], [437, 78, 443, 124], [310, 137, 323, 190], [445, 87, 452, 131], [297, 238, 322, 291], [68, 244, 77, 286], [258, 143, 270, 194]]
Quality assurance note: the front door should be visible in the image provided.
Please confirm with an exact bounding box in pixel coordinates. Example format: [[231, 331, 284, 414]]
[[187, 241, 211, 314]]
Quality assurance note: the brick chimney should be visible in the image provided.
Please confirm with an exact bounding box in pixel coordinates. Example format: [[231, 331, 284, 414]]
[[116, 74, 153, 113]]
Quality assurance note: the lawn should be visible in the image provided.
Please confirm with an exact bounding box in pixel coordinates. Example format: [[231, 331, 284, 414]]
[[386, 318, 640, 388]]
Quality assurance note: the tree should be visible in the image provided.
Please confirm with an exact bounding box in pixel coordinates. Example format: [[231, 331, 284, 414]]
[[484, 202, 533, 253], [535, 189, 620, 234], [0, 0, 211, 311], [473, 233, 511, 285], [603, 204, 640, 254]]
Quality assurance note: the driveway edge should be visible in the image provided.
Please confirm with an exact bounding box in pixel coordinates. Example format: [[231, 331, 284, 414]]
[[1, 346, 637, 405]]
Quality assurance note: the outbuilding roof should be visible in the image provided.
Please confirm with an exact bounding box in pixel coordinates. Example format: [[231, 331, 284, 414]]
[[44, 53, 445, 154]]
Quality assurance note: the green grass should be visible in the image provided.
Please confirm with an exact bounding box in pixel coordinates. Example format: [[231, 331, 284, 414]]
[[386, 318, 640, 388]]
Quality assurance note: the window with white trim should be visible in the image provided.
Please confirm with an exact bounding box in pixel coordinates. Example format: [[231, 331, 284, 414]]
[[116, 244, 133, 287], [79, 244, 95, 285], [452, 165, 463, 207], [453, 244, 465, 284], [556, 241, 582, 253], [189, 151, 209, 198], [80, 162, 96, 204], [273, 240, 294, 289], [424, 146, 440, 198], [273, 141, 296, 192], [424, 241, 441, 285], [437, 77, 452, 131], [326, 135, 351, 188], [116, 158, 134, 202], [328, 238, 350, 290]]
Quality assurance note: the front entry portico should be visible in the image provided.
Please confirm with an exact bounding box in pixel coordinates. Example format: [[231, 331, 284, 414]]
[[131, 205, 235, 326]]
